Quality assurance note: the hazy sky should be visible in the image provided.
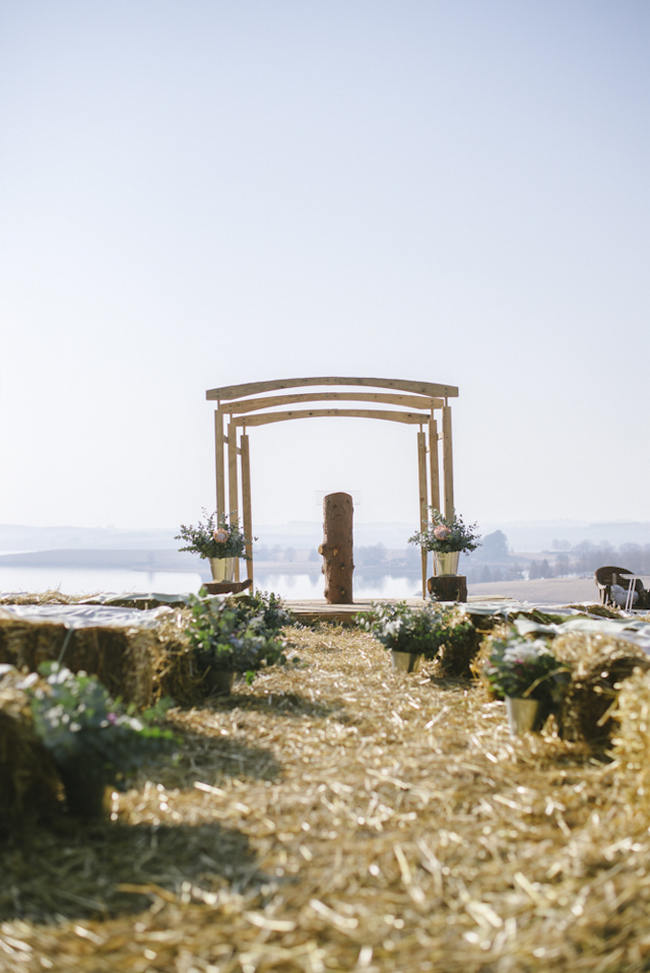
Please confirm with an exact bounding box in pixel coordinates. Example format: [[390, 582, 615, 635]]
[[2, 1, 648, 534]]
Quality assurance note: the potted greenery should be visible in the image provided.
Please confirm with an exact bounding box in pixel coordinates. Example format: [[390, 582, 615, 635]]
[[176, 509, 253, 582], [409, 508, 481, 576], [29, 663, 175, 816], [222, 590, 295, 632], [482, 637, 570, 735], [185, 590, 290, 694], [358, 601, 465, 673]]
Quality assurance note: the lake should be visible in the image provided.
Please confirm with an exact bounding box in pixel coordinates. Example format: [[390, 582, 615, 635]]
[[0, 565, 422, 601]]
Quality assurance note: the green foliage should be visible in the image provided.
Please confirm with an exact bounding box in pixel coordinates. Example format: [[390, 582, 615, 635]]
[[434, 613, 480, 678], [483, 636, 570, 701], [358, 602, 470, 660], [223, 589, 295, 631], [409, 508, 481, 554], [185, 590, 290, 682], [28, 663, 176, 787], [175, 509, 253, 559]]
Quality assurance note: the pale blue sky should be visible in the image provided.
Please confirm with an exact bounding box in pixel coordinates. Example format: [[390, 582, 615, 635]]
[[1, 1, 648, 532]]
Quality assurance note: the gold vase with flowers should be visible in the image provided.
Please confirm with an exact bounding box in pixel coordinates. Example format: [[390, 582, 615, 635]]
[[409, 508, 481, 577], [175, 510, 253, 583]]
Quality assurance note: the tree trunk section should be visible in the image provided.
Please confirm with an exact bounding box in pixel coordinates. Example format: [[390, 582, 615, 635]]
[[427, 575, 467, 603], [319, 492, 354, 604]]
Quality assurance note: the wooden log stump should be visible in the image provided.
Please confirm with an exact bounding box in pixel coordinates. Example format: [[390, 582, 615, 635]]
[[319, 492, 354, 604], [427, 575, 467, 603]]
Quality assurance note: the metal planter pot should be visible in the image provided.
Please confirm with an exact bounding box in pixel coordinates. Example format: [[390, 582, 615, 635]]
[[434, 551, 460, 576], [506, 697, 542, 736], [391, 651, 422, 673], [209, 557, 235, 582]]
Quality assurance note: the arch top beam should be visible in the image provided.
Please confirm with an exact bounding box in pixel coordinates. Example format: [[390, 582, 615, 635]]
[[234, 408, 431, 427], [206, 375, 459, 402], [221, 391, 445, 414]]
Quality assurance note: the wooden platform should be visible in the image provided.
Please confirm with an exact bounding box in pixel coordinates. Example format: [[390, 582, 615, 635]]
[[285, 598, 427, 625], [203, 579, 252, 595]]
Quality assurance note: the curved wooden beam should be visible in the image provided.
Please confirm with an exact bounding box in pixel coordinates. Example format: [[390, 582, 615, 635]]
[[221, 391, 444, 413], [234, 408, 431, 427], [206, 376, 458, 401]]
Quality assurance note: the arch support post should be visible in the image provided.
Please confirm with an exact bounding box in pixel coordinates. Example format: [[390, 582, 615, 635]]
[[442, 405, 454, 518], [227, 420, 240, 581], [240, 432, 253, 589], [428, 416, 440, 514], [417, 430, 429, 599], [214, 408, 226, 523]]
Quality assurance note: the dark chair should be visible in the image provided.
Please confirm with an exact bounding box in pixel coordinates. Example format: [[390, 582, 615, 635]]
[[594, 565, 647, 608]]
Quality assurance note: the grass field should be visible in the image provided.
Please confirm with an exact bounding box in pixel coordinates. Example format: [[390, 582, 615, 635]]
[[468, 576, 599, 604], [3, 622, 650, 972]]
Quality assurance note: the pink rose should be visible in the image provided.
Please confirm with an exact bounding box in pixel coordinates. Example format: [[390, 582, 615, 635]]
[[213, 528, 229, 543], [433, 525, 452, 540]]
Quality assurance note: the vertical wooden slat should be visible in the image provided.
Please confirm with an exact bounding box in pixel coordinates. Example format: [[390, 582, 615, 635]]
[[240, 432, 253, 590], [214, 407, 226, 522], [442, 405, 454, 518], [417, 430, 429, 599], [227, 420, 240, 582], [428, 415, 440, 514]]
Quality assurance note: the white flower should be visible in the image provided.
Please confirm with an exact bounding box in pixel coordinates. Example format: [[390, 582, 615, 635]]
[[502, 639, 552, 665]]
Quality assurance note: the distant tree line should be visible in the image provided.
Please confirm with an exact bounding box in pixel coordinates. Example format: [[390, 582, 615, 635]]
[[255, 534, 650, 583], [466, 537, 650, 583], [527, 542, 650, 580]]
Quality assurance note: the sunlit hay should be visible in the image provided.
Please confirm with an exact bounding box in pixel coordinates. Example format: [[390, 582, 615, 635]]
[[0, 590, 68, 606], [470, 623, 517, 696], [6, 625, 650, 971], [610, 667, 650, 816], [568, 603, 623, 619], [552, 631, 650, 749], [0, 669, 60, 829]]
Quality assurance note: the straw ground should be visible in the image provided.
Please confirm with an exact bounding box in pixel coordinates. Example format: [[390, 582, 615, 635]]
[[2, 623, 650, 972]]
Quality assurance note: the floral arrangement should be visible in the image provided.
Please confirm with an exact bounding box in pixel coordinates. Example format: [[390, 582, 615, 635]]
[[186, 589, 292, 684], [176, 509, 252, 559], [28, 663, 175, 787], [483, 637, 569, 700], [409, 508, 481, 554], [224, 590, 295, 632], [358, 601, 472, 660]]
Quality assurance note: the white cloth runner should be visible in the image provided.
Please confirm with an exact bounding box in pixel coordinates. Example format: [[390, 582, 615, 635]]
[[0, 603, 173, 629]]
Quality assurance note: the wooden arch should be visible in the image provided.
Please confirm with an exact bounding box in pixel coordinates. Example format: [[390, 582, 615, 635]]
[[205, 377, 459, 598]]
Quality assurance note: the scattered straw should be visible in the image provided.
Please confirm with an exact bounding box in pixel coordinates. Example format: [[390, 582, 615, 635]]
[[3, 624, 650, 971]]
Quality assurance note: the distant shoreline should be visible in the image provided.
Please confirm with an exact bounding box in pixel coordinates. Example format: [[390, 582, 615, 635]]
[[0, 549, 603, 604], [467, 576, 599, 604]]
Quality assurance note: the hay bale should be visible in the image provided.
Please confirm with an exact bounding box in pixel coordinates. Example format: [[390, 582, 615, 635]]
[[0, 669, 60, 829], [0, 604, 279, 712], [552, 631, 650, 748], [0, 615, 157, 707], [145, 610, 206, 706], [611, 667, 650, 814], [471, 623, 516, 693], [0, 590, 85, 606]]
